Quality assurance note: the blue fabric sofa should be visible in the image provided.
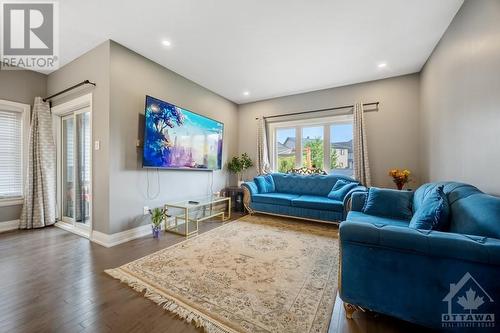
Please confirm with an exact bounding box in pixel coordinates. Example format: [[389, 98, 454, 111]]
[[339, 182, 500, 330], [242, 173, 365, 223]]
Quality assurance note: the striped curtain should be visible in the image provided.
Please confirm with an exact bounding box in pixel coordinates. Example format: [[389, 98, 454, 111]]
[[256, 118, 271, 175], [353, 102, 371, 187], [19, 97, 56, 229]]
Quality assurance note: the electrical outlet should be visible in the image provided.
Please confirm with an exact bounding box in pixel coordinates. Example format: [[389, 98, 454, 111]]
[[143, 206, 150, 215]]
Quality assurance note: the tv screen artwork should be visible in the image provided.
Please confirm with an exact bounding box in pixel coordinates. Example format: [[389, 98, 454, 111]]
[[143, 96, 224, 170]]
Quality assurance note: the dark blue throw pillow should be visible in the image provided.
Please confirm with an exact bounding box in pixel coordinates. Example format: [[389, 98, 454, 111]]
[[327, 179, 358, 201], [254, 175, 275, 193], [409, 186, 449, 230], [362, 187, 413, 220]]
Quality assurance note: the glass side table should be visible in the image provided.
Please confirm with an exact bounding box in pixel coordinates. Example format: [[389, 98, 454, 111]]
[[163, 195, 231, 238]]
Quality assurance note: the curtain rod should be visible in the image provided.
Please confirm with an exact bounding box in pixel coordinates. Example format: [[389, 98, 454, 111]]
[[43, 79, 96, 102], [255, 101, 379, 120]]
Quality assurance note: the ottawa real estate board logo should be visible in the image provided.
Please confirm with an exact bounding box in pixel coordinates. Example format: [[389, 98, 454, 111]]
[[1, 1, 59, 71], [442, 272, 495, 329]]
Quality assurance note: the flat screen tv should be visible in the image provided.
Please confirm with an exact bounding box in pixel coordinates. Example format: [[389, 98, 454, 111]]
[[142, 95, 224, 170]]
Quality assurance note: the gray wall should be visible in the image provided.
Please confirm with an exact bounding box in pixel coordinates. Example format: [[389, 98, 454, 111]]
[[238, 74, 421, 189], [0, 70, 46, 223], [46, 40, 239, 235], [107, 42, 238, 234], [420, 0, 500, 195], [47, 41, 111, 233]]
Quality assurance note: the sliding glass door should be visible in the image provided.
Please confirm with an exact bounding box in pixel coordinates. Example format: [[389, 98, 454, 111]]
[[62, 115, 74, 220], [60, 108, 91, 233]]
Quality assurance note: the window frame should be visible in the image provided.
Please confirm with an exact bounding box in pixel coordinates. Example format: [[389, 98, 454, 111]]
[[0, 99, 30, 206], [51, 93, 93, 238], [269, 114, 353, 174]]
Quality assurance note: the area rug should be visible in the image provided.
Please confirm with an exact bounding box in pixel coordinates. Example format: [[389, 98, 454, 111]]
[[105, 214, 339, 333]]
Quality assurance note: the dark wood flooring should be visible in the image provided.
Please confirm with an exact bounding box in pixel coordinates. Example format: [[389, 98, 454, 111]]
[[0, 214, 425, 333]]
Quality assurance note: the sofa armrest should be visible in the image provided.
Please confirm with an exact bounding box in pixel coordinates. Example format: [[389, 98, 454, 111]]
[[340, 221, 500, 265], [241, 181, 258, 196], [342, 186, 366, 208], [349, 191, 367, 212], [342, 186, 366, 219], [242, 181, 258, 213]]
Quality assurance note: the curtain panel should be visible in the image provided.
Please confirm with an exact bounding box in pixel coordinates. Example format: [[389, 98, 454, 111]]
[[353, 102, 371, 187], [20, 97, 56, 229], [256, 118, 271, 175]]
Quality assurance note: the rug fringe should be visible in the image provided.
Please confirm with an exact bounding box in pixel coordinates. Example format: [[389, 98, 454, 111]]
[[105, 268, 234, 333]]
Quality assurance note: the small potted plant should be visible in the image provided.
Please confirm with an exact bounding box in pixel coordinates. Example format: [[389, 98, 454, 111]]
[[388, 169, 411, 190], [149, 207, 166, 238], [227, 153, 253, 186]]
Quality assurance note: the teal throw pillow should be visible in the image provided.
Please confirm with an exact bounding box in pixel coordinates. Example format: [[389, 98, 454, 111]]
[[409, 186, 449, 230], [327, 179, 359, 201], [254, 175, 275, 193], [362, 187, 413, 220]]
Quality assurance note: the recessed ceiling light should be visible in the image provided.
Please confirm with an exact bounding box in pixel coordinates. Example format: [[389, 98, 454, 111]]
[[243, 91, 250, 96], [162, 40, 172, 47], [378, 63, 387, 68]]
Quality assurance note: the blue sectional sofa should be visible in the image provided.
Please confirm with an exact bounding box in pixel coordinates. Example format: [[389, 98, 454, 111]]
[[339, 182, 500, 330], [242, 173, 365, 223]]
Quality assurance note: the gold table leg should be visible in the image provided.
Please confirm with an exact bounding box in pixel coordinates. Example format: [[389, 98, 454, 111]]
[[185, 208, 189, 237]]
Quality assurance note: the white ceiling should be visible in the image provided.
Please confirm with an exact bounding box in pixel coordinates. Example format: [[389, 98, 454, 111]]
[[57, 0, 463, 104]]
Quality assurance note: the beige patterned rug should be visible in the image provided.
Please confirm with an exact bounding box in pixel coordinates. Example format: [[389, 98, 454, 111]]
[[105, 214, 339, 333]]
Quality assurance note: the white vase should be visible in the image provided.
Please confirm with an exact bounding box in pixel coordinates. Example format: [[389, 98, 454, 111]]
[[237, 180, 244, 187]]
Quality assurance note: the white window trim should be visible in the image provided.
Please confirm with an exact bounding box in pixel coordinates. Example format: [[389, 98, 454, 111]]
[[268, 114, 353, 173], [0, 99, 30, 205]]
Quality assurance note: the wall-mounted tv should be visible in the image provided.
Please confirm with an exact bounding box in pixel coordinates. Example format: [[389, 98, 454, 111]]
[[143, 95, 224, 170]]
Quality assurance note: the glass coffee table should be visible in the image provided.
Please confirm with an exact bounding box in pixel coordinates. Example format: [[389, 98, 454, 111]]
[[163, 195, 231, 238]]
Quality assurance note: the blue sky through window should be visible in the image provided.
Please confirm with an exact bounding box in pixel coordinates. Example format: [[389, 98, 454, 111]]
[[331, 124, 353, 143], [277, 124, 352, 144], [302, 127, 323, 140], [276, 128, 295, 144]]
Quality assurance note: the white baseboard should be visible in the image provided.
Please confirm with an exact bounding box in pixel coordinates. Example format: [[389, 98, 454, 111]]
[[0, 220, 19, 233], [55, 222, 90, 238], [91, 224, 153, 248], [2, 219, 155, 247]]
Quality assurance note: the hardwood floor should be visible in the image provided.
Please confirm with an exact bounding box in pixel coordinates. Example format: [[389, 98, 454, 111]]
[[0, 215, 426, 333]]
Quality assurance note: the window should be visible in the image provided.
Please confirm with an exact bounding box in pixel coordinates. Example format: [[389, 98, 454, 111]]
[[330, 123, 353, 176], [270, 115, 353, 175], [276, 128, 296, 173], [302, 127, 324, 169], [0, 100, 29, 201]]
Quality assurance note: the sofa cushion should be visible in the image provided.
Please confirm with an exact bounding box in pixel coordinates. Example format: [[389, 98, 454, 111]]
[[254, 175, 275, 193], [413, 182, 500, 238], [327, 179, 359, 201], [252, 193, 299, 206], [413, 182, 478, 211], [362, 187, 413, 220], [346, 211, 410, 228], [409, 185, 449, 231], [449, 193, 500, 239], [291, 195, 343, 212], [271, 173, 356, 196]]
